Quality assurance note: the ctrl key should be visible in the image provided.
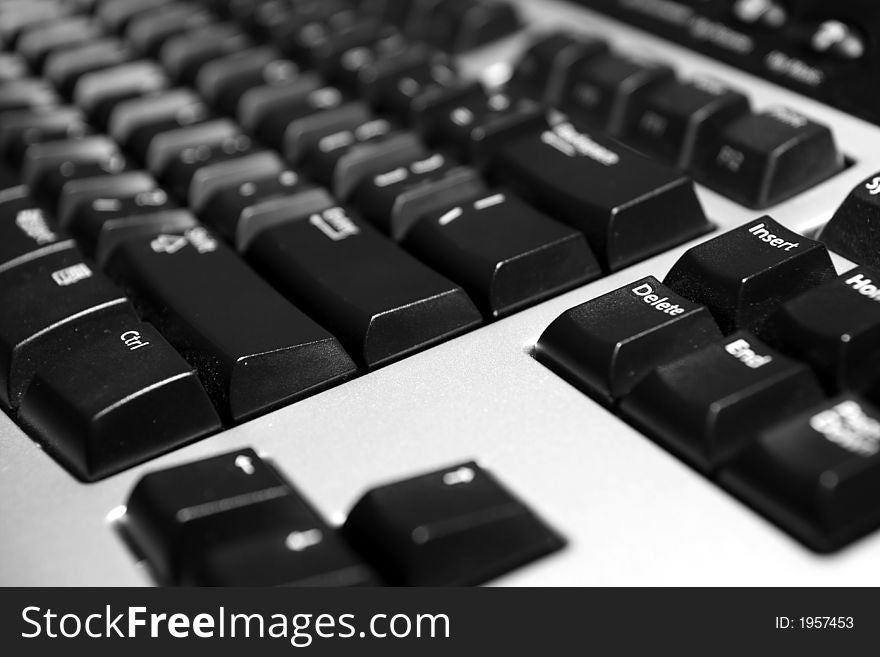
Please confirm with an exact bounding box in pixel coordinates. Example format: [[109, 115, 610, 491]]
[[124, 449, 378, 586], [721, 396, 880, 551], [19, 322, 222, 481]]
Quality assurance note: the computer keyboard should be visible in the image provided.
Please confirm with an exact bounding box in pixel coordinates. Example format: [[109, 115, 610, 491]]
[[2, 0, 880, 586]]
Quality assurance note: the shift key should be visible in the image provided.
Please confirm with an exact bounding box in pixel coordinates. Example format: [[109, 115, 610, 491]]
[[105, 226, 357, 422], [488, 118, 711, 272]]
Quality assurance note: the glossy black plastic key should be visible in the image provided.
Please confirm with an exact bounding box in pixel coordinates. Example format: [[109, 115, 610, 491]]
[[105, 225, 357, 421], [820, 172, 880, 268], [621, 331, 825, 472], [0, 186, 73, 271], [769, 267, 880, 393], [621, 76, 750, 170], [145, 120, 257, 201], [73, 61, 170, 130], [196, 46, 300, 117], [405, 190, 601, 318], [0, 247, 133, 409], [536, 276, 722, 403], [16, 17, 102, 72], [19, 319, 221, 481], [351, 152, 487, 239], [721, 396, 880, 551], [342, 461, 565, 586], [108, 89, 213, 163], [0, 79, 59, 116], [664, 216, 836, 336], [422, 0, 520, 53], [22, 136, 128, 207], [693, 106, 843, 208], [245, 205, 482, 368], [126, 448, 378, 585], [44, 38, 133, 98], [427, 91, 549, 169], [489, 118, 711, 272], [508, 31, 609, 104], [159, 22, 252, 85], [559, 52, 675, 135], [0, 107, 91, 168]]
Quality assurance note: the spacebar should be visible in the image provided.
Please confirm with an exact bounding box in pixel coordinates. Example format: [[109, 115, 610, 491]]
[[105, 225, 358, 422]]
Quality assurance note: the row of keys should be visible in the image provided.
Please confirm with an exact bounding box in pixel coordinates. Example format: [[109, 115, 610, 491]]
[[0, 0, 592, 479], [123, 449, 564, 586], [536, 216, 880, 551], [508, 30, 845, 208]]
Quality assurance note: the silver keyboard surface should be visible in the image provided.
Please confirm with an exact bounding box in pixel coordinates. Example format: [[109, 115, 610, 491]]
[[3, 0, 880, 586]]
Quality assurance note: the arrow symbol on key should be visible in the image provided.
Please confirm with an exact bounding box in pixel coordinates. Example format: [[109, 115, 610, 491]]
[[234, 455, 255, 475]]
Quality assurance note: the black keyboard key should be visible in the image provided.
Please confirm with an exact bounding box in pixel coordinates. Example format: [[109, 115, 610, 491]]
[[769, 267, 880, 393], [22, 136, 128, 208], [126, 448, 377, 585], [159, 22, 252, 85], [16, 17, 103, 72], [126, 3, 215, 57], [489, 118, 710, 272], [508, 31, 608, 104], [427, 91, 549, 168], [820, 172, 880, 268], [309, 19, 399, 77], [536, 276, 722, 403], [424, 0, 520, 53], [308, 130, 427, 200], [145, 120, 257, 202], [622, 331, 825, 472], [722, 396, 880, 551], [0, 1, 72, 47], [281, 101, 373, 164], [0, 247, 133, 408], [187, 151, 294, 215], [664, 216, 836, 336], [560, 52, 676, 135], [56, 172, 178, 254], [199, 161, 312, 244], [196, 47, 300, 117], [73, 61, 170, 129], [0, 107, 92, 168], [238, 75, 345, 151], [44, 39, 133, 98], [0, 79, 60, 116], [19, 320, 221, 481], [269, 4, 358, 64], [0, 186, 73, 271], [108, 89, 213, 163], [320, 28, 408, 91], [405, 190, 600, 318], [693, 106, 843, 208], [358, 44, 458, 119], [621, 76, 751, 170], [233, 187, 337, 252], [245, 205, 482, 367], [342, 461, 565, 586], [105, 226, 357, 421], [97, 0, 173, 34], [351, 152, 487, 239]]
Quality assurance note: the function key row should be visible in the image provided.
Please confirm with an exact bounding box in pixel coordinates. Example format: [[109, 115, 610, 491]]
[[508, 30, 846, 209], [536, 216, 880, 552]]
